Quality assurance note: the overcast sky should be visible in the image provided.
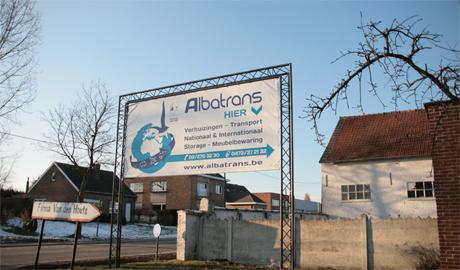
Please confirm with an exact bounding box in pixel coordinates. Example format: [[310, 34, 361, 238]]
[[4, 0, 458, 202]]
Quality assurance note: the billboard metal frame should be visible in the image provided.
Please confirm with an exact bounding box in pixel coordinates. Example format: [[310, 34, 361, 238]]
[[109, 64, 295, 269]]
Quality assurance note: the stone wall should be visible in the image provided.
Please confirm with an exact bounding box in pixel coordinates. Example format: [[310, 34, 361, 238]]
[[177, 210, 439, 269]]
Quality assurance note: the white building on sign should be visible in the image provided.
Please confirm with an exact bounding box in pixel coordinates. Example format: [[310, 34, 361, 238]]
[[320, 110, 436, 219]]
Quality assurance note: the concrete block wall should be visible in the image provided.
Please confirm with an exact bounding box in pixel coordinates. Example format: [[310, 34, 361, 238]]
[[371, 218, 439, 269], [213, 208, 327, 221], [232, 220, 280, 265], [177, 210, 439, 269], [297, 218, 364, 269], [177, 210, 201, 260]]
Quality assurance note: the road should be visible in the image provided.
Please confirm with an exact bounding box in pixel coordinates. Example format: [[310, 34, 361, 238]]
[[0, 239, 176, 268]]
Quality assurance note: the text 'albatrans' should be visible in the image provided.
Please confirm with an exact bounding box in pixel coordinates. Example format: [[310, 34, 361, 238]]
[[124, 78, 281, 177], [32, 201, 101, 222]]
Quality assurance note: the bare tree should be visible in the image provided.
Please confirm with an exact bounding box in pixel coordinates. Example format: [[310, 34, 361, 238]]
[[303, 15, 459, 145], [0, 153, 14, 189], [0, 0, 39, 122], [43, 81, 115, 202], [0, 0, 39, 186]]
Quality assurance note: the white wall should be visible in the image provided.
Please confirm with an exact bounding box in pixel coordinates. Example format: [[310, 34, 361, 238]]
[[321, 158, 436, 218]]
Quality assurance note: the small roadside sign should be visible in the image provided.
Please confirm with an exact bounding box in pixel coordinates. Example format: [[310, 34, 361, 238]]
[[153, 223, 161, 238], [32, 201, 101, 223], [153, 223, 161, 260]]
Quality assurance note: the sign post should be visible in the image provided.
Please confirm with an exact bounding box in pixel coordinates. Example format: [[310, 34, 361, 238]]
[[33, 220, 45, 269], [153, 224, 161, 260], [31, 201, 101, 269]]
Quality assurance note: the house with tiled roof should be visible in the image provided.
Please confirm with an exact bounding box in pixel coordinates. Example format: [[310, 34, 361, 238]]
[[320, 109, 436, 218], [28, 162, 137, 222], [225, 183, 266, 210]]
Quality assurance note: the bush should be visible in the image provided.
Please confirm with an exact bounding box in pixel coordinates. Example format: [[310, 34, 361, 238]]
[[23, 219, 37, 232], [157, 210, 177, 226], [0, 197, 33, 224], [0, 188, 23, 198], [412, 246, 440, 270]]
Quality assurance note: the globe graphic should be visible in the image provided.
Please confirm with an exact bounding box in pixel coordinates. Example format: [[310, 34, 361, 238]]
[[141, 127, 164, 157], [131, 123, 175, 173]]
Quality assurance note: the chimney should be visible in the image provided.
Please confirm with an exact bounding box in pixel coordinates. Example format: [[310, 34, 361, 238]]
[[26, 177, 30, 193]]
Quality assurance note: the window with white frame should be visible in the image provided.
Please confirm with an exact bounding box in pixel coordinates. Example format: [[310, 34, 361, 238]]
[[129, 183, 143, 193], [215, 184, 223, 195], [151, 181, 167, 192], [407, 181, 434, 198], [197, 182, 208, 197], [271, 199, 280, 207], [341, 184, 371, 201]]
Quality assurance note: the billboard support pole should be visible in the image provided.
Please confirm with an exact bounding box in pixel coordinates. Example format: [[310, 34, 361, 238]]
[[108, 64, 295, 269], [279, 64, 295, 269], [288, 64, 295, 269], [109, 97, 122, 268]]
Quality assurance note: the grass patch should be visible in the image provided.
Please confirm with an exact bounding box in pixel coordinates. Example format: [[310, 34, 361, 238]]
[[78, 260, 274, 270]]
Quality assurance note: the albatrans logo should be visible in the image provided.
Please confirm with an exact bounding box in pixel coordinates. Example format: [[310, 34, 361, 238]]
[[185, 91, 262, 113], [130, 102, 175, 173]]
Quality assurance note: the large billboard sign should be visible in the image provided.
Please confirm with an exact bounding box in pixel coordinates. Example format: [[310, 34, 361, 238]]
[[124, 78, 280, 177]]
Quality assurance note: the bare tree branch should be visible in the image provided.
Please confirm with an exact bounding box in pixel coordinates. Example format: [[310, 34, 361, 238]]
[[303, 15, 459, 145], [0, 0, 39, 121], [0, 0, 39, 184], [42, 81, 116, 202]]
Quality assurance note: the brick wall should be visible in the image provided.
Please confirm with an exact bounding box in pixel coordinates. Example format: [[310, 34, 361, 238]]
[[205, 178, 225, 208], [167, 176, 194, 209], [125, 175, 225, 212], [253, 193, 280, 211], [28, 164, 78, 202], [425, 101, 460, 270]]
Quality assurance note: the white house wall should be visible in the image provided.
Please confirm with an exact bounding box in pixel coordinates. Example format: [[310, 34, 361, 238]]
[[321, 158, 436, 218]]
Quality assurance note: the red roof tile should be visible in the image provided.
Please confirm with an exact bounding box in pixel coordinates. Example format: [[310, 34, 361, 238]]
[[320, 109, 431, 163]]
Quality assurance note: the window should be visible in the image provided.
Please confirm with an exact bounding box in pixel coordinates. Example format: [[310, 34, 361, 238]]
[[271, 199, 280, 207], [151, 203, 165, 211], [197, 182, 208, 197], [407, 181, 434, 198], [341, 184, 371, 201], [51, 171, 56, 182], [129, 183, 143, 193], [151, 181, 167, 192], [215, 184, 223, 195]]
